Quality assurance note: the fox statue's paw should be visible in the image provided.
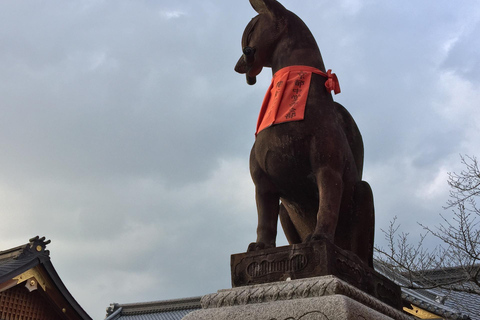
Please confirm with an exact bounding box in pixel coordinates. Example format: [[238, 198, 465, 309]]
[[305, 232, 334, 243], [247, 242, 275, 252]]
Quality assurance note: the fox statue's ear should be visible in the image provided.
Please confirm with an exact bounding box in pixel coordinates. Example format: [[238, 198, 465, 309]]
[[249, 0, 286, 18]]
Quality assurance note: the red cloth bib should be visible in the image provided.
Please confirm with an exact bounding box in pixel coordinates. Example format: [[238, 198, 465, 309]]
[[256, 66, 340, 135]]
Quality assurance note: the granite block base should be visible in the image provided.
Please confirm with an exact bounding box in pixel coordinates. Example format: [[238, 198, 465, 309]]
[[182, 276, 412, 320]]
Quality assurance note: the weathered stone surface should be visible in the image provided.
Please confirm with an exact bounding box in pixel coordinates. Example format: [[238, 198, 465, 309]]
[[182, 276, 412, 320], [184, 296, 399, 320], [231, 240, 402, 309], [236, 0, 375, 270]]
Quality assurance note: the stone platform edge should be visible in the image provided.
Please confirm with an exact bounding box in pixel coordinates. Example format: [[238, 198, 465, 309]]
[[200, 275, 412, 320]]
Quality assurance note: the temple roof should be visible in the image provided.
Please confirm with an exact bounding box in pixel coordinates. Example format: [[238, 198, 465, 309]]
[[403, 266, 479, 320], [375, 261, 477, 320], [0, 236, 92, 320], [102, 262, 479, 320], [105, 296, 201, 320]]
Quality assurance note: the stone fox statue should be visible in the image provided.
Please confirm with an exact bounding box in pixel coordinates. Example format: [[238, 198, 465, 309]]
[[235, 0, 375, 267]]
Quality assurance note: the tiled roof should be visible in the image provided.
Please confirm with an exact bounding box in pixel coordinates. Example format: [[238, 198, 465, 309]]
[[105, 296, 201, 320], [413, 266, 480, 320], [375, 261, 478, 320], [0, 237, 51, 283], [0, 236, 92, 320], [435, 286, 480, 320], [105, 263, 479, 320], [109, 308, 197, 320], [401, 286, 470, 320]]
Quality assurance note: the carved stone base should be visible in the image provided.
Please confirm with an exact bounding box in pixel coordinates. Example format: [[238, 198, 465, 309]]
[[231, 240, 401, 309], [182, 276, 411, 320]]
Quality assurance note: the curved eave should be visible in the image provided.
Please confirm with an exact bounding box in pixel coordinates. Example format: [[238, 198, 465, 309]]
[[0, 249, 92, 320], [40, 259, 93, 320], [402, 290, 469, 320]]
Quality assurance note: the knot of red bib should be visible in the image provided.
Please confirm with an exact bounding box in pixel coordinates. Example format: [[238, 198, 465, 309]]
[[324, 69, 341, 95]]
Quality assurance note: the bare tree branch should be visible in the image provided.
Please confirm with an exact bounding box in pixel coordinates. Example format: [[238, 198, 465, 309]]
[[375, 155, 480, 318]]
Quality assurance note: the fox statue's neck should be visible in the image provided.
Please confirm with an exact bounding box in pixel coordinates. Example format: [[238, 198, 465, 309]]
[[270, 14, 326, 75]]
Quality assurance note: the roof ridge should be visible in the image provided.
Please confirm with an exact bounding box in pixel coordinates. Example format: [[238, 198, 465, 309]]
[[0, 236, 51, 258], [0, 236, 92, 320], [18, 236, 51, 259], [116, 296, 202, 315], [0, 236, 51, 269], [0, 244, 28, 260]]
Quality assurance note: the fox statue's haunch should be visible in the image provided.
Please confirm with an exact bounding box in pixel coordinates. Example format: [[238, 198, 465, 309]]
[[235, 0, 375, 267]]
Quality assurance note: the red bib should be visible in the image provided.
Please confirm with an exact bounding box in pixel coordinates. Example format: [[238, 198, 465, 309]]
[[256, 66, 340, 135]]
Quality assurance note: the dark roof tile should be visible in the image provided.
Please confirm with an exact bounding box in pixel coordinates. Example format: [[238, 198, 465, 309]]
[[117, 308, 197, 320], [0, 236, 92, 320], [105, 297, 201, 320], [375, 261, 479, 320]]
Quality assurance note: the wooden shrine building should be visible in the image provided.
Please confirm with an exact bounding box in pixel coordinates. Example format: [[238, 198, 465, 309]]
[[0, 236, 91, 320]]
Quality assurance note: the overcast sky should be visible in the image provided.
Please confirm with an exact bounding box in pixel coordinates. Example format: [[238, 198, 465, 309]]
[[0, 0, 479, 319]]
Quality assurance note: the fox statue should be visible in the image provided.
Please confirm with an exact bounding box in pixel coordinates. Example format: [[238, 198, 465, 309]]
[[235, 0, 375, 267]]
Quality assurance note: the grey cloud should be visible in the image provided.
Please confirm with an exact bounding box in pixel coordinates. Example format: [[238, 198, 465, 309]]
[[0, 1, 479, 319]]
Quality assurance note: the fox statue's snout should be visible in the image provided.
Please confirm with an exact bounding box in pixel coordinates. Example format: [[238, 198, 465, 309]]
[[235, 47, 257, 85]]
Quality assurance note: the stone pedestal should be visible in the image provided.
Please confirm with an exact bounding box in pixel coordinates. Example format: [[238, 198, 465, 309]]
[[182, 276, 412, 320], [231, 240, 401, 309]]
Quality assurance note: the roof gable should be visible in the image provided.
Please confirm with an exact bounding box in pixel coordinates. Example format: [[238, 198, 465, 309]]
[[0, 236, 92, 320]]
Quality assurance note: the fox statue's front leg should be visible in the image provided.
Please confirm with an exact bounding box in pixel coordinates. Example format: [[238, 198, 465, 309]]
[[248, 145, 279, 251]]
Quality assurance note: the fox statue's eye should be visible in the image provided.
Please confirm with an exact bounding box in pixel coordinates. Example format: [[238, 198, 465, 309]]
[[243, 47, 256, 65], [243, 47, 256, 56]]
